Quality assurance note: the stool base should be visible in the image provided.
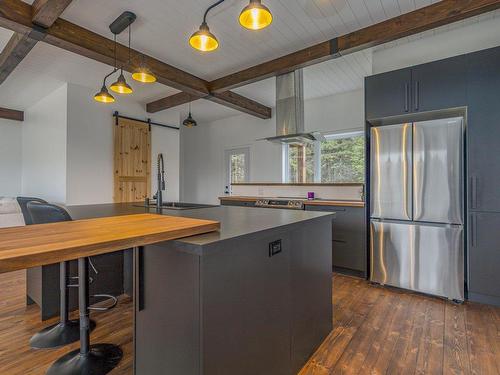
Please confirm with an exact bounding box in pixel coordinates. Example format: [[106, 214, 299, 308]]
[[46, 343, 123, 375], [30, 319, 96, 349]]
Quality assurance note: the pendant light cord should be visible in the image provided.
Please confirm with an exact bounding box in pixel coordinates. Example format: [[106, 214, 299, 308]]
[[203, 0, 225, 23]]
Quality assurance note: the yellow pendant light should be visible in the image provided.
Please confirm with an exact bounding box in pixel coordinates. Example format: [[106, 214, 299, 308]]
[[239, 0, 273, 30], [132, 54, 157, 83], [94, 84, 115, 103], [132, 68, 157, 83], [189, 22, 219, 52], [110, 70, 133, 94]]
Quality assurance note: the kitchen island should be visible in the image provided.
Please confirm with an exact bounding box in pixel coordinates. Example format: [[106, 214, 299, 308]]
[[66, 204, 334, 375]]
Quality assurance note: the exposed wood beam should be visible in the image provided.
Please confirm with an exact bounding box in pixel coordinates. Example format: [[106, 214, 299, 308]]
[[0, 32, 38, 84], [0, 0, 271, 119], [206, 92, 272, 119], [0, 106, 24, 121], [209, 0, 500, 93], [0, 0, 72, 85], [31, 0, 73, 28], [147, 92, 200, 113]]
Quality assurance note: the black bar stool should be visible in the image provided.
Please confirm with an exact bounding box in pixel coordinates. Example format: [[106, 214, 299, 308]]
[[17, 197, 96, 348], [46, 257, 123, 375], [25, 202, 122, 374]]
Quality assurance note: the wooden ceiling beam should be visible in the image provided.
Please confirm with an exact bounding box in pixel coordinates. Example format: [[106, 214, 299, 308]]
[[0, 106, 24, 121], [209, 0, 500, 93], [0, 32, 38, 85], [31, 0, 73, 28], [147, 92, 200, 114], [0, 0, 271, 119], [0, 0, 72, 85]]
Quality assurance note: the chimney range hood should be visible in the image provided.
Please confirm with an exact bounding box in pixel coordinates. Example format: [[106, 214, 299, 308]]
[[261, 70, 324, 145]]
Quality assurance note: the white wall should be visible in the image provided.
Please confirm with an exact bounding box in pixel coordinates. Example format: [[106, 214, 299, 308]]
[[66, 83, 180, 205], [373, 14, 500, 74], [180, 90, 364, 204], [0, 119, 22, 197], [22, 84, 67, 203]]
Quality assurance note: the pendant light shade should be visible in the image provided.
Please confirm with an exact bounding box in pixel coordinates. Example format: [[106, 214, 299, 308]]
[[94, 85, 115, 103], [189, 22, 219, 52], [132, 55, 157, 83], [239, 0, 273, 30], [110, 71, 133, 94], [132, 68, 157, 83], [183, 103, 198, 128]]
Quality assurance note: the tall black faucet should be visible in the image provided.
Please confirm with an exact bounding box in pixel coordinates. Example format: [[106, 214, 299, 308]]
[[156, 153, 165, 209]]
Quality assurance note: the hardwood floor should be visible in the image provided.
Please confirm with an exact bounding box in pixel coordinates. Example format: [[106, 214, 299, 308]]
[[0, 271, 498, 374]]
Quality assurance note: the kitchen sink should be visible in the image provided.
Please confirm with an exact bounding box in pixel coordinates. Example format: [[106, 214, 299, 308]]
[[135, 201, 217, 210]]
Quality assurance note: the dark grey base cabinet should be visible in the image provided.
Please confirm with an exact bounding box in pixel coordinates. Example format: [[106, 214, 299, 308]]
[[468, 212, 500, 306], [305, 205, 366, 277], [135, 218, 333, 375]]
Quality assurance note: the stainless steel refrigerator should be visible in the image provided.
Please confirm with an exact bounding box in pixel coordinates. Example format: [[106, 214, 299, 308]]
[[370, 117, 464, 301]]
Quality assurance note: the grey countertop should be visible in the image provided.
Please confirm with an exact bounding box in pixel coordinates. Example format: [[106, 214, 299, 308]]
[[66, 203, 334, 246]]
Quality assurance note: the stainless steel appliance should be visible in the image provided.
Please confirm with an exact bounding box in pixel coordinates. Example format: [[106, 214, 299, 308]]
[[255, 198, 305, 210], [370, 117, 464, 301]]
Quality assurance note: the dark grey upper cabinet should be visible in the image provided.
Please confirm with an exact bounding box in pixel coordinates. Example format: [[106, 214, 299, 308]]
[[365, 68, 411, 120], [365, 55, 468, 119], [411, 55, 467, 113], [468, 212, 500, 303], [467, 47, 500, 213]]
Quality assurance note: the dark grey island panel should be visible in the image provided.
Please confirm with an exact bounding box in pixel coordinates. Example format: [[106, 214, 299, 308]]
[[135, 215, 333, 375]]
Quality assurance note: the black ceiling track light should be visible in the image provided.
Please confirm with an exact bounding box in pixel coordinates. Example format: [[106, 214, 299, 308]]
[[94, 11, 157, 103]]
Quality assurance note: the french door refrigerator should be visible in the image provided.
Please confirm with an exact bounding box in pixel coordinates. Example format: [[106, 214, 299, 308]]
[[370, 117, 464, 301]]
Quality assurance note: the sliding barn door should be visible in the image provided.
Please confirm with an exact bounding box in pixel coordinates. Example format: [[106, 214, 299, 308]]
[[114, 117, 151, 202]]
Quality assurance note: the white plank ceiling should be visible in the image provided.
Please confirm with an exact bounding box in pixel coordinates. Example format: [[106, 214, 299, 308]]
[[28, 0, 440, 80], [1, 0, 496, 123]]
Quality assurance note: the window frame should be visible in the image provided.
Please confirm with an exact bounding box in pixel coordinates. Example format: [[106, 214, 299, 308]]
[[282, 130, 365, 183], [224, 146, 251, 190]]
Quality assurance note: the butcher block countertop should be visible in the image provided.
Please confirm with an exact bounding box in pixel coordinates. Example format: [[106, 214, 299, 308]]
[[0, 213, 219, 274], [219, 196, 365, 208]]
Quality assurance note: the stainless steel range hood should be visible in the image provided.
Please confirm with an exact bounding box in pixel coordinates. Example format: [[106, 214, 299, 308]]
[[263, 70, 324, 145]]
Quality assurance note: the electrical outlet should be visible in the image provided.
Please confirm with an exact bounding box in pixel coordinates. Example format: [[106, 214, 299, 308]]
[[269, 240, 282, 257]]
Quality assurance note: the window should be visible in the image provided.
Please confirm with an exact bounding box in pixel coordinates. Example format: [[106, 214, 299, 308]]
[[283, 131, 364, 183], [225, 147, 250, 188]]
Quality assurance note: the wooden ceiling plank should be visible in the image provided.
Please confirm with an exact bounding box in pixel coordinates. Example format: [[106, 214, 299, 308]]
[[208, 0, 500, 93], [0, 106, 24, 121], [32, 0, 73, 28], [0, 32, 38, 85], [0, 0, 271, 119]]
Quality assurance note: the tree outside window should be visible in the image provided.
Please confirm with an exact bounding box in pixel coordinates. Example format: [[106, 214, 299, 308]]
[[285, 132, 364, 183]]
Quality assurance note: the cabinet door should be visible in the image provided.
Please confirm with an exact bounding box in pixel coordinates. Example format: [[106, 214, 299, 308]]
[[365, 68, 411, 119], [467, 47, 500, 212], [469, 212, 500, 300], [411, 55, 467, 113], [305, 205, 366, 274], [202, 231, 291, 375]]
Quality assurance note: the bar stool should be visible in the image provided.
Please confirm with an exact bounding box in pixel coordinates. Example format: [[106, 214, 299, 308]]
[[26, 202, 122, 374], [17, 197, 95, 348]]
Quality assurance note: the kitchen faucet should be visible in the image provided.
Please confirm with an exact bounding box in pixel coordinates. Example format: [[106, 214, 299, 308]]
[[154, 153, 165, 209]]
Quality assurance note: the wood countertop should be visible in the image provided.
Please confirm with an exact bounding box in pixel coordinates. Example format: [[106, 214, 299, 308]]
[[0, 213, 219, 274], [219, 196, 365, 208]]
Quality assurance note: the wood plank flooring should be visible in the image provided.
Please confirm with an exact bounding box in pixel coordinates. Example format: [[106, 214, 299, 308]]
[[0, 270, 498, 374]]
